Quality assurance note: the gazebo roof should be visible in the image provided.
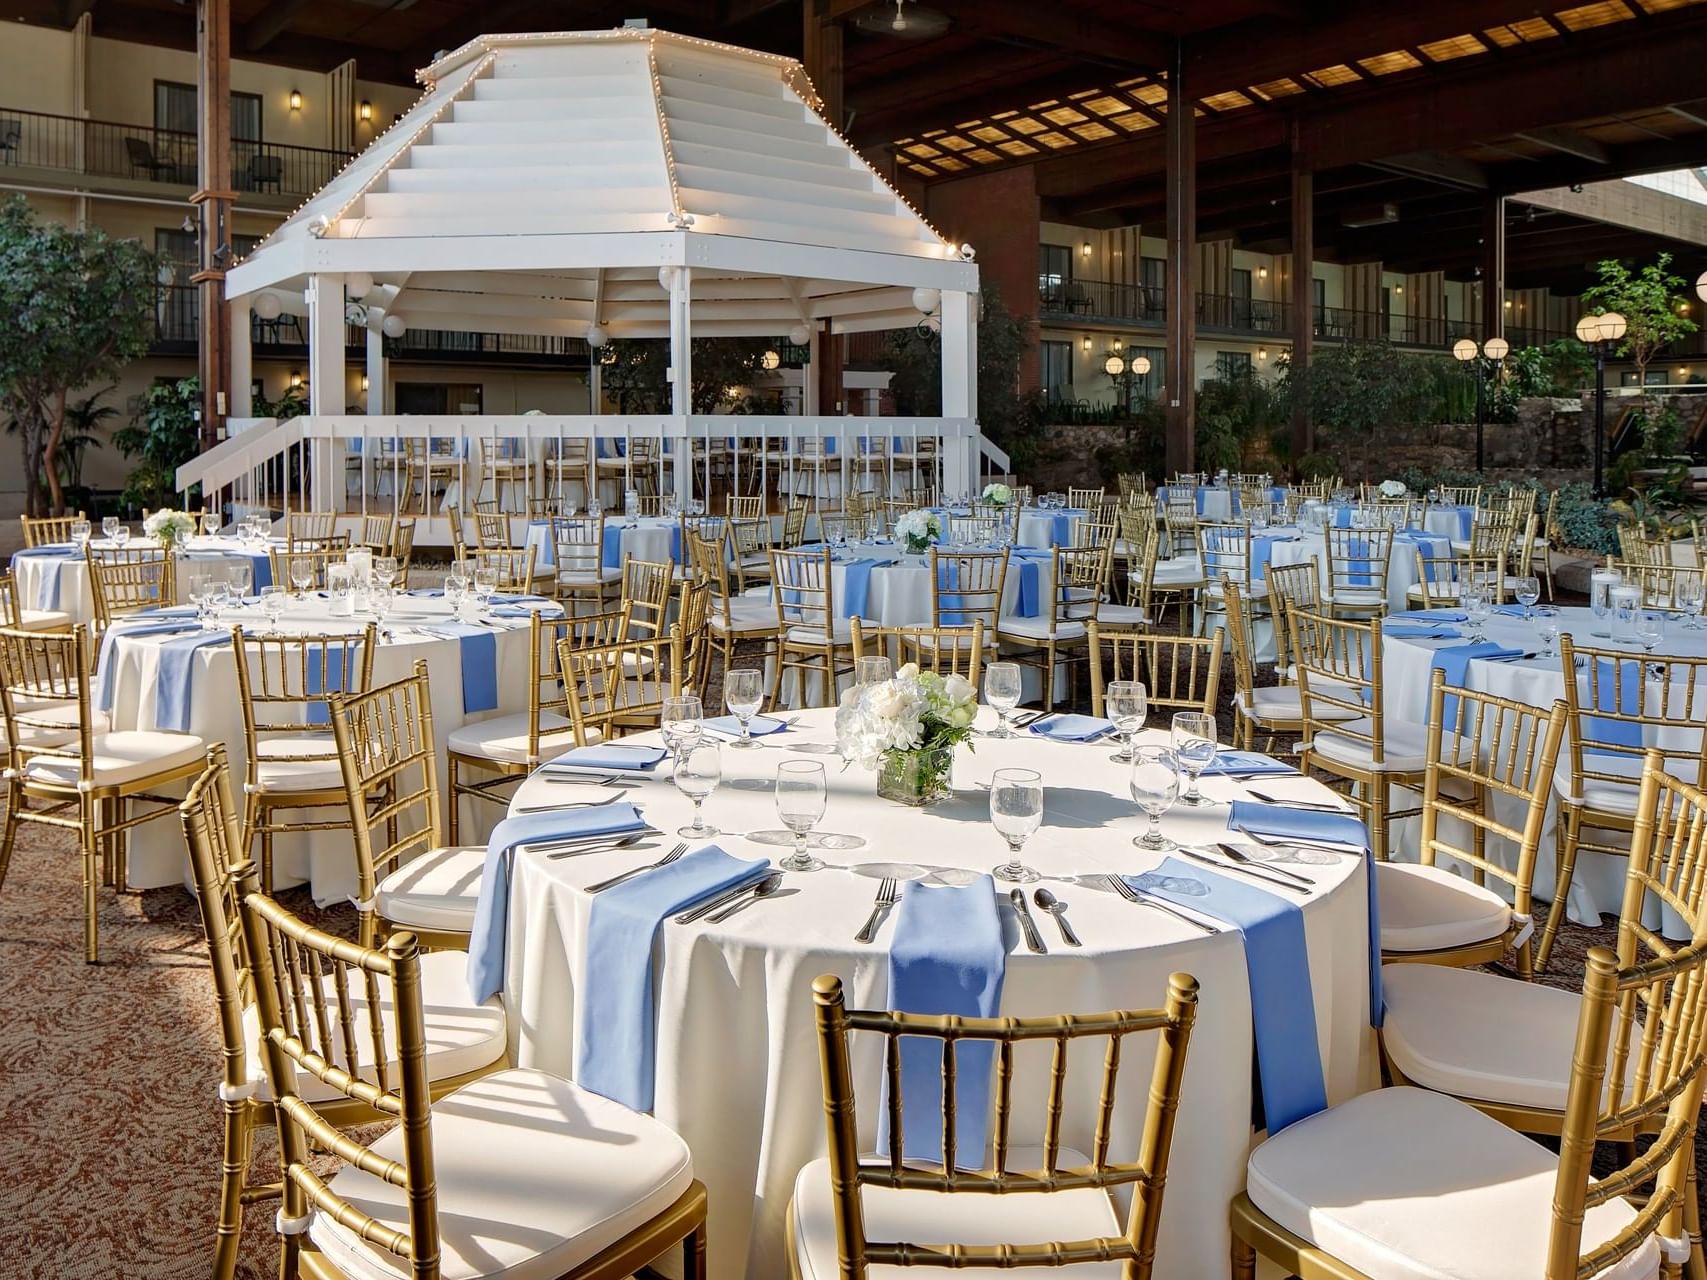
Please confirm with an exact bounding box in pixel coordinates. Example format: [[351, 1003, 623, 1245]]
[[225, 27, 979, 340]]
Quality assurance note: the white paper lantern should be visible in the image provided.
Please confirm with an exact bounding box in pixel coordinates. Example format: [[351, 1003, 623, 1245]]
[[586, 323, 607, 348], [251, 291, 283, 320], [381, 314, 407, 339], [345, 271, 374, 297], [787, 324, 811, 347]]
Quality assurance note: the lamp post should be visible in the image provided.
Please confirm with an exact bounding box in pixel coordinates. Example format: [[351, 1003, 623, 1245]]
[[1576, 310, 1628, 498], [1452, 336, 1508, 472], [1104, 351, 1151, 408]]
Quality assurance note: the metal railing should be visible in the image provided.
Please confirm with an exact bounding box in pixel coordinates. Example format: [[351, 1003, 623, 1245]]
[[0, 106, 349, 197]]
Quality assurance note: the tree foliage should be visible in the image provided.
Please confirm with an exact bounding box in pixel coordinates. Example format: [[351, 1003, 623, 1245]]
[[1583, 253, 1698, 382], [112, 376, 202, 512], [598, 337, 786, 415], [1281, 340, 1439, 475], [0, 197, 158, 514]]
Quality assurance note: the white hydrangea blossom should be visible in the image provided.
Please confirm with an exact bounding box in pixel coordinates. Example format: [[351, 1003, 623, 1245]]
[[836, 663, 979, 769], [892, 509, 942, 548], [981, 483, 1013, 507], [1377, 479, 1407, 498], [142, 509, 197, 545]]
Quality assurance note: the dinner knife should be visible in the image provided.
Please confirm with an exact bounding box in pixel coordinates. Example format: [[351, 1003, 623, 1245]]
[[675, 875, 770, 925], [1009, 888, 1047, 953], [1177, 847, 1309, 895]]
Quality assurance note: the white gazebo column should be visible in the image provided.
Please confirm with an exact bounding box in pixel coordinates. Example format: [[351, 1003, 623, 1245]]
[[667, 266, 694, 507], [940, 289, 978, 494], [306, 273, 346, 511], [227, 298, 252, 424], [365, 313, 387, 414]]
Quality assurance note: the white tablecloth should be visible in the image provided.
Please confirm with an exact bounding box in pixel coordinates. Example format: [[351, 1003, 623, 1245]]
[[502, 708, 1378, 1280], [523, 517, 679, 572], [12, 536, 280, 626], [104, 592, 555, 901]]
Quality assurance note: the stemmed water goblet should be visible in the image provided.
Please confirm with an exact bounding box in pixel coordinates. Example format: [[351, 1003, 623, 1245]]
[[1535, 606, 1561, 660], [1462, 577, 1491, 641], [1129, 747, 1180, 850], [289, 557, 315, 600], [1637, 610, 1665, 655], [101, 515, 119, 543], [673, 742, 722, 839], [775, 759, 827, 872], [473, 566, 500, 613], [1515, 575, 1541, 621], [201, 512, 221, 538], [984, 661, 1022, 738], [989, 766, 1043, 884], [70, 518, 91, 549], [1170, 711, 1217, 807], [1106, 680, 1147, 763], [854, 655, 892, 687], [111, 524, 130, 549], [260, 585, 287, 632], [724, 668, 764, 748], [372, 556, 399, 591], [1677, 574, 1705, 630], [662, 694, 705, 761]]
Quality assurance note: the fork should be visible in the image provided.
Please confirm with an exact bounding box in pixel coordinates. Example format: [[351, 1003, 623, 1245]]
[[1100, 874, 1220, 934], [586, 842, 689, 893], [854, 877, 899, 943], [514, 792, 626, 814]]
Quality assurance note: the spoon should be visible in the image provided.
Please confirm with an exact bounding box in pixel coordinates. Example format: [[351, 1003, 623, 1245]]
[[1033, 888, 1081, 947], [1214, 841, 1316, 885], [706, 873, 785, 923]]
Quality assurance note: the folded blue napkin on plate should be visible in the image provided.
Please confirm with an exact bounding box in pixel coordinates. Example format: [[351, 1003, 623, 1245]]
[[1430, 642, 1525, 721], [1389, 609, 1466, 622], [577, 845, 770, 1109], [544, 743, 667, 771], [155, 630, 234, 732], [93, 619, 206, 713], [465, 801, 650, 1003], [435, 623, 498, 714], [1188, 749, 1298, 777], [703, 714, 785, 737], [877, 876, 1006, 1168], [1028, 713, 1115, 742], [1491, 604, 1530, 617], [1383, 623, 1463, 639], [1139, 856, 1327, 1134], [1228, 801, 1380, 1028]]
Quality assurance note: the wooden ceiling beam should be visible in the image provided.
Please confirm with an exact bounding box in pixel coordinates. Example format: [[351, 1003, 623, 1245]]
[[240, 0, 315, 54], [935, 0, 1171, 73], [849, 56, 1083, 140], [1511, 125, 1611, 165], [1368, 151, 1488, 190]]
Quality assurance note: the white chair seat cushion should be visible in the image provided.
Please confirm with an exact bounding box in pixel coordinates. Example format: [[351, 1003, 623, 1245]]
[[1246, 1086, 1657, 1280], [1203, 579, 1269, 600], [309, 1068, 694, 1280], [446, 711, 576, 766], [23, 729, 205, 788], [1553, 751, 1696, 814], [553, 567, 621, 587], [786, 619, 853, 646], [18, 607, 72, 631], [6, 701, 107, 749], [1325, 586, 1386, 606], [791, 1147, 1125, 1280], [241, 949, 505, 1105], [1150, 558, 1203, 587], [252, 734, 347, 792], [712, 599, 779, 634], [997, 616, 1087, 642], [1094, 603, 1150, 628], [375, 845, 488, 932], [1381, 965, 1634, 1112], [1311, 719, 1467, 774], [1376, 862, 1513, 953]]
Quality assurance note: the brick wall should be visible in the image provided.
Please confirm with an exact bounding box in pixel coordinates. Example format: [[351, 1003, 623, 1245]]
[[925, 166, 1041, 392]]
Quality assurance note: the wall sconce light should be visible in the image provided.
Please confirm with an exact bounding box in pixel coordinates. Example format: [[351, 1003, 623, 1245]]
[[1503, 298, 1512, 309], [359, 100, 372, 122], [1258, 266, 1268, 280], [289, 370, 302, 388], [1395, 285, 1404, 296], [1081, 336, 1092, 352], [1258, 347, 1268, 361], [289, 89, 303, 111], [1081, 242, 1092, 258], [360, 374, 370, 391]]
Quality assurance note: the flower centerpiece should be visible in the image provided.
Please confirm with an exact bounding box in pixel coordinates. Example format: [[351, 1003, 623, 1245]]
[[1377, 479, 1408, 499], [143, 508, 197, 553], [981, 482, 1013, 508], [836, 663, 978, 805], [893, 508, 943, 556]]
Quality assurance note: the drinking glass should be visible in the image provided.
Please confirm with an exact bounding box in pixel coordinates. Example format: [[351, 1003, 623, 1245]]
[[101, 516, 119, 542], [1514, 575, 1541, 620], [473, 566, 500, 610], [289, 557, 315, 598], [1129, 747, 1180, 849], [70, 519, 91, 548], [984, 661, 1022, 738], [1170, 711, 1218, 807], [854, 655, 892, 687], [989, 766, 1044, 884], [1637, 610, 1665, 654], [1106, 680, 1147, 763], [372, 556, 399, 590], [1590, 568, 1621, 638], [662, 694, 705, 758], [1678, 574, 1705, 630], [724, 668, 765, 748], [370, 585, 395, 622], [1463, 578, 1491, 640], [201, 512, 221, 538], [111, 525, 130, 548], [775, 759, 827, 872], [187, 574, 209, 624], [669, 742, 721, 839], [1535, 606, 1561, 660], [444, 566, 469, 609], [261, 585, 287, 630]]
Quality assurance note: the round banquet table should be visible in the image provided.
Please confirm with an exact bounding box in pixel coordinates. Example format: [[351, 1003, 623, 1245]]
[[809, 541, 1054, 624], [102, 590, 561, 902], [500, 707, 1379, 1280], [11, 535, 279, 627], [1380, 604, 1705, 926], [524, 516, 681, 573]]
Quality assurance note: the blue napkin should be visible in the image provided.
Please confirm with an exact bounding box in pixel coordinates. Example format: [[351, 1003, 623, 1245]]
[[1195, 488, 1208, 516], [465, 802, 651, 1003], [668, 525, 683, 566], [1450, 505, 1475, 540], [601, 524, 625, 570], [1343, 535, 1376, 586], [304, 643, 361, 727], [1250, 532, 1295, 584], [1228, 801, 1380, 1028], [1137, 856, 1327, 1133], [876, 876, 1006, 1167], [1399, 533, 1452, 584], [544, 743, 667, 771], [1028, 713, 1114, 742], [1430, 642, 1523, 723], [1384, 623, 1463, 639], [1049, 512, 1077, 547], [93, 618, 205, 712], [1191, 749, 1298, 777], [1014, 558, 1041, 617], [840, 558, 880, 619], [577, 845, 771, 1109], [155, 630, 234, 732], [1390, 609, 1466, 622], [13, 544, 74, 611], [231, 550, 272, 591], [704, 714, 785, 737], [1584, 657, 1645, 753], [438, 624, 498, 714]]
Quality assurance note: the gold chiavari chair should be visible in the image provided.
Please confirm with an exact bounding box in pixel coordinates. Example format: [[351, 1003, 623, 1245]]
[[1113, 506, 1156, 607], [547, 437, 594, 510], [769, 547, 851, 708], [790, 972, 1198, 1280], [922, 547, 1007, 670], [687, 527, 779, 685], [392, 517, 418, 589], [1537, 635, 1707, 974], [948, 512, 1002, 545], [849, 618, 985, 686], [1088, 621, 1224, 720], [446, 612, 581, 842], [477, 435, 529, 507], [1223, 579, 1302, 754], [471, 544, 539, 594], [558, 627, 684, 744], [1616, 561, 1704, 610], [0, 568, 71, 631], [1438, 483, 1483, 507], [627, 493, 667, 518], [268, 543, 347, 595], [1265, 561, 1321, 684], [1292, 608, 1443, 864], [1117, 471, 1147, 502], [1456, 509, 1520, 571], [402, 437, 461, 515], [997, 545, 1103, 714], [781, 498, 810, 549], [19, 511, 87, 547], [1066, 486, 1105, 510], [357, 512, 396, 554], [1232, 915, 1707, 1280], [1615, 523, 1668, 567], [818, 512, 855, 545], [1530, 489, 1560, 598], [287, 510, 339, 546], [241, 868, 709, 1280], [729, 513, 775, 592], [470, 499, 514, 551], [1377, 671, 1567, 977], [86, 544, 174, 635], [551, 514, 619, 610], [621, 556, 675, 641], [1357, 501, 1407, 532], [446, 505, 471, 563], [0, 625, 205, 962], [1322, 525, 1394, 619], [233, 625, 378, 892], [726, 493, 765, 522], [1161, 494, 1199, 560], [329, 661, 485, 949], [676, 576, 714, 698], [1195, 519, 1264, 638], [178, 747, 506, 1280], [1405, 550, 1502, 609]]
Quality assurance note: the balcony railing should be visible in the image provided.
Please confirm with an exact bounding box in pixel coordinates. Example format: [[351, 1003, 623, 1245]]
[[0, 106, 349, 198]]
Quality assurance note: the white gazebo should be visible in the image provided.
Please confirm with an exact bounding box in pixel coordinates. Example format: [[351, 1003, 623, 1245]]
[[185, 26, 994, 528]]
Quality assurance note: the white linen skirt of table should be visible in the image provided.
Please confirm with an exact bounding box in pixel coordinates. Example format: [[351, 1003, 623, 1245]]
[[1379, 606, 1707, 925], [502, 709, 1378, 1280], [12, 536, 280, 627], [523, 518, 678, 572], [103, 595, 540, 902]]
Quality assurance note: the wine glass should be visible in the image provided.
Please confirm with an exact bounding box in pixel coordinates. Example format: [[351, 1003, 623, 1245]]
[[201, 512, 221, 538], [984, 661, 1022, 738], [473, 566, 500, 610], [724, 668, 765, 748], [775, 759, 827, 872], [70, 518, 91, 548], [372, 556, 399, 590], [989, 767, 1044, 884], [1535, 606, 1561, 660], [289, 557, 315, 599], [1106, 680, 1147, 763], [1170, 711, 1218, 807], [444, 564, 469, 610], [111, 524, 130, 548], [1463, 577, 1491, 641], [1129, 747, 1180, 850], [854, 655, 892, 687], [1677, 574, 1705, 630], [101, 515, 119, 543], [662, 694, 705, 759], [1637, 610, 1665, 655], [260, 585, 287, 631], [673, 742, 722, 839], [1515, 575, 1541, 621]]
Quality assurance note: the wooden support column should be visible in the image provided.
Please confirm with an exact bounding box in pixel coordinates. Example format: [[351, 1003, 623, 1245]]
[[1163, 39, 1195, 475], [194, 0, 233, 449], [803, 0, 844, 129], [1289, 120, 1314, 462], [1482, 195, 1506, 342], [816, 319, 842, 417]]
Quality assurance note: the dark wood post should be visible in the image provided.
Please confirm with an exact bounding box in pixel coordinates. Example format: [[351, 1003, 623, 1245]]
[[194, 0, 233, 450], [1289, 119, 1314, 464], [1163, 39, 1195, 475]]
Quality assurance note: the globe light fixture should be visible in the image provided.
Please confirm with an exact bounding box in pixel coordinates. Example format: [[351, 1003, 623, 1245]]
[[759, 349, 781, 370], [251, 291, 283, 321], [1575, 314, 1600, 343], [585, 323, 607, 348], [1696, 269, 1707, 303], [1132, 355, 1152, 376], [381, 314, 407, 339], [345, 271, 374, 297], [1104, 354, 1126, 377], [1598, 312, 1628, 342], [1483, 336, 1510, 361], [787, 323, 812, 347], [1452, 337, 1478, 362]]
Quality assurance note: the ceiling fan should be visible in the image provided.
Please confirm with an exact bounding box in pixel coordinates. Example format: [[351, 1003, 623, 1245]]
[[852, 0, 951, 40]]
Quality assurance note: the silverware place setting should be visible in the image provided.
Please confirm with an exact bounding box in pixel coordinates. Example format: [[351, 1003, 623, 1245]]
[[702, 873, 785, 923], [675, 870, 782, 924], [1176, 846, 1310, 894], [854, 877, 899, 943], [514, 792, 628, 813], [1243, 788, 1347, 813], [1098, 874, 1220, 934], [1009, 887, 1047, 953], [1033, 888, 1080, 947], [1213, 841, 1316, 885], [585, 842, 689, 893], [541, 832, 657, 858], [1234, 824, 1362, 856]]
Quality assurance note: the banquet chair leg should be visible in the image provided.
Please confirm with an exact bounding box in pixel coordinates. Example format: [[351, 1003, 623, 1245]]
[[1231, 1234, 1257, 1280], [1536, 812, 1583, 975], [212, 1100, 255, 1280], [0, 780, 14, 894], [682, 1215, 708, 1280], [446, 759, 463, 844], [1367, 782, 1390, 863], [80, 793, 100, 964], [1683, 1157, 1705, 1280]]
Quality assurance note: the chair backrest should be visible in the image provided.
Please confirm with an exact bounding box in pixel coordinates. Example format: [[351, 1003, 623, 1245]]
[[1290, 608, 1386, 763], [1324, 526, 1394, 599], [948, 513, 1002, 545], [1055, 543, 1113, 614], [328, 661, 443, 923], [0, 625, 94, 782], [1439, 484, 1482, 507], [850, 619, 985, 686], [233, 627, 378, 773], [1073, 518, 1117, 552], [620, 557, 675, 639], [20, 512, 86, 547], [819, 513, 854, 545], [1197, 521, 1252, 588], [446, 506, 469, 563], [1409, 548, 1500, 604], [1265, 561, 1320, 678], [1420, 670, 1568, 921], [770, 547, 836, 634], [240, 873, 443, 1280], [1087, 621, 1223, 718], [1067, 486, 1105, 511], [557, 628, 684, 743], [782, 499, 810, 548], [287, 511, 339, 546], [1220, 578, 1259, 703], [472, 545, 537, 593], [1557, 635, 1707, 800], [268, 543, 346, 593], [727, 494, 764, 521], [729, 517, 774, 592], [0, 570, 25, 629], [517, 610, 578, 760], [810, 970, 1198, 1280], [392, 519, 418, 587], [471, 505, 512, 551], [676, 577, 714, 697], [1616, 561, 1702, 610], [930, 549, 1008, 633], [358, 513, 396, 554], [551, 515, 605, 579], [86, 545, 174, 631]]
